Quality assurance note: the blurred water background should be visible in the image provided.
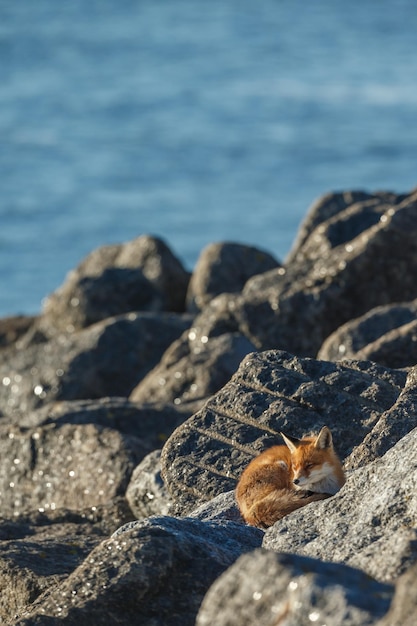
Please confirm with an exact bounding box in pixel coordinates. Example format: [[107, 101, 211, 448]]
[[1, 0, 417, 317]]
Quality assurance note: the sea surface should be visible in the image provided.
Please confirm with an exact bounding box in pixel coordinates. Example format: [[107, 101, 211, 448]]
[[1, 0, 417, 317]]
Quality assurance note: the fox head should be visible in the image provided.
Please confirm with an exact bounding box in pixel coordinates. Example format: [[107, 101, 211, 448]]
[[280, 426, 343, 494]]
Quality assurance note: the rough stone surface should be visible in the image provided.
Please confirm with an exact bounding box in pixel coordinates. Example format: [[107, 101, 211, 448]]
[[190, 190, 417, 357], [0, 315, 36, 349], [263, 426, 417, 583], [126, 450, 172, 519], [186, 242, 280, 312], [3, 187, 417, 624], [38, 235, 190, 334], [14, 516, 263, 625], [376, 561, 417, 626], [318, 299, 417, 366], [0, 312, 190, 418], [161, 350, 405, 514], [15, 397, 193, 451], [196, 549, 393, 626], [189, 491, 242, 523], [349, 318, 417, 368], [345, 365, 417, 469], [130, 329, 256, 408], [0, 422, 147, 517], [1, 532, 100, 622], [237, 190, 417, 355], [0, 497, 135, 542], [0, 499, 135, 621], [285, 189, 405, 265]]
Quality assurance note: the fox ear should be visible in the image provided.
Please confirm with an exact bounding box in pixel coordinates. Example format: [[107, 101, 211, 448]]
[[314, 426, 333, 450], [280, 431, 302, 453]]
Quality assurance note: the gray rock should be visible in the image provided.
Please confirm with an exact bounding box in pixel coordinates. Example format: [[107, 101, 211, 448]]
[[15, 516, 263, 625], [1, 531, 100, 622], [345, 365, 417, 470], [16, 397, 193, 451], [263, 426, 417, 583], [0, 312, 190, 418], [37, 235, 190, 335], [236, 190, 417, 355], [196, 549, 393, 626], [130, 329, 256, 408], [285, 189, 405, 265], [161, 350, 406, 514], [0, 315, 36, 349], [186, 242, 280, 312], [0, 421, 147, 517], [348, 319, 417, 368], [189, 491, 242, 523], [0, 497, 135, 541], [182, 292, 243, 343], [126, 450, 172, 518], [0, 498, 134, 622], [318, 300, 417, 366], [376, 561, 417, 626], [190, 190, 417, 357]]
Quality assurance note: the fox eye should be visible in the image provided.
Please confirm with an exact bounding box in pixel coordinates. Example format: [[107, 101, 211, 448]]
[[305, 463, 314, 470]]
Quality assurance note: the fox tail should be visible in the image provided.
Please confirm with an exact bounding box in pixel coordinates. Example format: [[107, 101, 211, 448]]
[[244, 489, 329, 529]]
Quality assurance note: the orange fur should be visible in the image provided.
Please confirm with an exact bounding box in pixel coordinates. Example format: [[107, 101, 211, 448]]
[[236, 426, 345, 528]]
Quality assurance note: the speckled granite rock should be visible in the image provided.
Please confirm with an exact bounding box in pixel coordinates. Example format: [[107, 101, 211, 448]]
[[0, 499, 134, 622], [186, 242, 280, 312], [0, 421, 148, 517], [37, 235, 190, 335], [190, 189, 417, 357], [376, 560, 417, 626], [0, 312, 190, 418], [14, 516, 263, 625], [263, 426, 417, 583], [2, 185, 417, 624], [161, 350, 405, 514], [238, 189, 417, 355], [344, 365, 417, 470], [130, 329, 256, 408], [13, 397, 193, 451], [196, 549, 392, 626], [318, 299, 417, 367], [125, 450, 172, 519]]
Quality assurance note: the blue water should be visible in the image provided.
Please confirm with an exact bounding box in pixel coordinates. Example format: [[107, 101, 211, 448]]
[[1, 0, 417, 317]]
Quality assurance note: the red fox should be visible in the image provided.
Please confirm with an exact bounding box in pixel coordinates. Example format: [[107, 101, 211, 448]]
[[236, 426, 345, 528]]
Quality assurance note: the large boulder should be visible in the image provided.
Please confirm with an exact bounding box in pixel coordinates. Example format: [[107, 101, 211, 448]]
[[0, 312, 190, 417], [14, 516, 263, 625], [345, 366, 417, 470], [161, 350, 406, 514], [196, 549, 392, 626], [37, 235, 190, 336], [318, 299, 417, 367], [125, 450, 172, 519], [285, 189, 405, 265], [190, 190, 417, 357], [186, 242, 280, 312], [0, 421, 148, 517], [0, 499, 134, 622], [13, 397, 193, 451], [189, 491, 242, 523], [263, 426, 417, 583], [337, 318, 417, 368], [130, 329, 256, 408], [0, 315, 36, 349], [238, 189, 417, 355], [376, 561, 417, 626]]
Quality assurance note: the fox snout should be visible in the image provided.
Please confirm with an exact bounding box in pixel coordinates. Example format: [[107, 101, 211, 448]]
[[292, 473, 308, 488]]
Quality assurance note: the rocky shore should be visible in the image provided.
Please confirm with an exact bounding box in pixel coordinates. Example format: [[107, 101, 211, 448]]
[[2, 187, 417, 624]]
